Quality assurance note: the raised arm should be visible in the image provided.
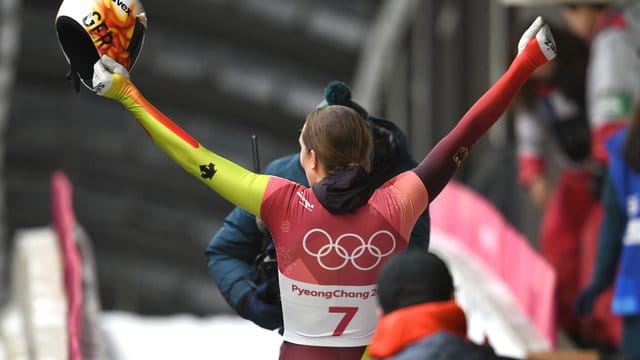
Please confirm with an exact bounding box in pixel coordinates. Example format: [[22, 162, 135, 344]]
[[413, 17, 557, 201], [92, 56, 269, 216]]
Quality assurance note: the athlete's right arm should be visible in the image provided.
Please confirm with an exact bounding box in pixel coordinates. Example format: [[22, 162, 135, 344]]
[[92, 56, 269, 216]]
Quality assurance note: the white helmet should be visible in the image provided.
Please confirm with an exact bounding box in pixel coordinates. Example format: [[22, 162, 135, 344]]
[[55, 0, 147, 92]]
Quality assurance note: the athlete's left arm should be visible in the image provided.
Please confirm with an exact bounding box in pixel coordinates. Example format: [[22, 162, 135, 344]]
[[92, 55, 269, 216], [413, 17, 557, 202]]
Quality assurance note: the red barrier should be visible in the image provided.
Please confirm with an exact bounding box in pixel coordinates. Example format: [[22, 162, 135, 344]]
[[430, 181, 557, 347], [51, 171, 83, 360]]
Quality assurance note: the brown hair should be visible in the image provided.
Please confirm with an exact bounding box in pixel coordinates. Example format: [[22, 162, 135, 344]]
[[301, 105, 373, 175], [624, 105, 640, 172]]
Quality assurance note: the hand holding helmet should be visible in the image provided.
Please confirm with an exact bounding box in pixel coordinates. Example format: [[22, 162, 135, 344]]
[[55, 0, 147, 92], [92, 55, 131, 97]]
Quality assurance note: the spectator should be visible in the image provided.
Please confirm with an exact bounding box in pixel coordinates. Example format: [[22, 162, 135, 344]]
[[575, 105, 640, 358], [510, 24, 617, 346], [205, 80, 430, 331], [558, 1, 640, 348], [366, 250, 514, 360], [512, 25, 590, 210], [504, 0, 640, 347], [558, 2, 640, 165]]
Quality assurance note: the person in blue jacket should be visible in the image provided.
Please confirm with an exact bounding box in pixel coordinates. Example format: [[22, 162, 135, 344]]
[[205, 80, 430, 330], [575, 105, 640, 357]]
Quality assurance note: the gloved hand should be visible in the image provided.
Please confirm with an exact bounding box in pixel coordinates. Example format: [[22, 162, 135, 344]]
[[92, 55, 132, 98], [240, 282, 283, 330], [517, 16, 557, 63], [574, 284, 606, 316]]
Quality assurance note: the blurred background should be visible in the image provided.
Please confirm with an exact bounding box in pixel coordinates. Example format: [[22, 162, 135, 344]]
[[18, 0, 640, 358], [1, 0, 566, 317]]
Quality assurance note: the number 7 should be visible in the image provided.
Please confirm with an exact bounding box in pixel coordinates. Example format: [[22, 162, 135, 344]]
[[329, 306, 358, 336]]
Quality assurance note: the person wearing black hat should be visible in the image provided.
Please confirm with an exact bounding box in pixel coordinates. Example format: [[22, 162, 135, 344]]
[[367, 251, 513, 360], [204, 80, 430, 332]]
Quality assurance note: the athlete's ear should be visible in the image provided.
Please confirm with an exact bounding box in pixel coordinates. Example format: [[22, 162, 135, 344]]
[[309, 149, 318, 169]]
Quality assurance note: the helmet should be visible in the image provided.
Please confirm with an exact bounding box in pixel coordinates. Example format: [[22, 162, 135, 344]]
[[55, 0, 147, 92]]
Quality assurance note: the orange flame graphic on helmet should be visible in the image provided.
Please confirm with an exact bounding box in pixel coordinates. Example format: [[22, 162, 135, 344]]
[[82, 0, 137, 69]]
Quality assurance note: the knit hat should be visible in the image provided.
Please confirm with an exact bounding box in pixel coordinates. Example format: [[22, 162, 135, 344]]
[[317, 80, 369, 119], [317, 80, 401, 170], [377, 251, 455, 314]]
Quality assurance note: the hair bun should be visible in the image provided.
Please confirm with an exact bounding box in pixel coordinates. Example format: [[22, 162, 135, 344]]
[[324, 80, 352, 105]]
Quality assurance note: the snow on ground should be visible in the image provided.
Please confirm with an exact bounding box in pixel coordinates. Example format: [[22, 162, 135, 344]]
[[102, 312, 282, 359]]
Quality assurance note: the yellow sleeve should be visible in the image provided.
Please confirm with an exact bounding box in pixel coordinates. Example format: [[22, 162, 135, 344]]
[[104, 74, 269, 216], [360, 346, 370, 360]]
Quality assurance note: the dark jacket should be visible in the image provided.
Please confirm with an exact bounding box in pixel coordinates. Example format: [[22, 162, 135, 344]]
[[205, 117, 430, 317], [384, 332, 512, 360]]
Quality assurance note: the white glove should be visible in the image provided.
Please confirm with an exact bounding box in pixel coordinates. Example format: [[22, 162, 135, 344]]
[[92, 55, 130, 96], [517, 16, 557, 62]]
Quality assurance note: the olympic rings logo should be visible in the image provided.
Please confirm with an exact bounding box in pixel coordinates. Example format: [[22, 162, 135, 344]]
[[302, 228, 396, 271]]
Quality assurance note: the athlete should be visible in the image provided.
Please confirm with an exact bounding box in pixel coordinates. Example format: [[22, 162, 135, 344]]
[[206, 80, 430, 332], [89, 17, 556, 360]]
